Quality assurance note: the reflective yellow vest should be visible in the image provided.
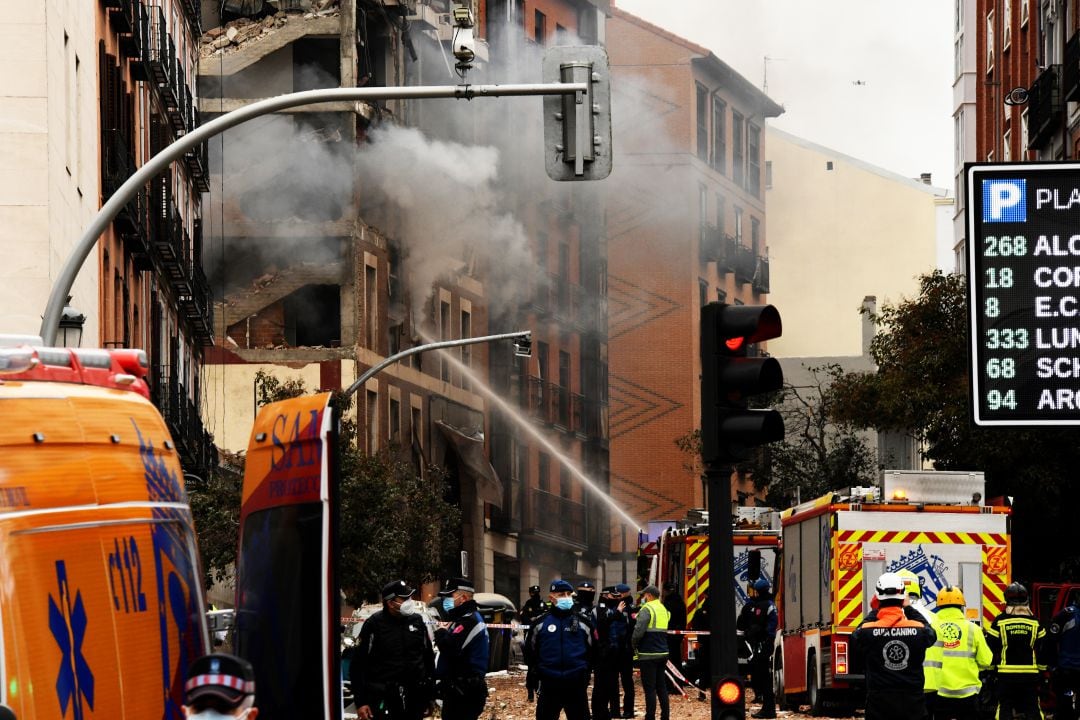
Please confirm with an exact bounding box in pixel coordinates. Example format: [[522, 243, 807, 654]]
[[924, 606, 993, 699], [636, 599, 671, 660]]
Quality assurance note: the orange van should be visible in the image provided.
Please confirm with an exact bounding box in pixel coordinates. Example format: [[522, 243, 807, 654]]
[[0, 341, 209, 719]]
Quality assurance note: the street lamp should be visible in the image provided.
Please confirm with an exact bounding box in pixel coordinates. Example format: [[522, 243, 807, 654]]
[[58, 297, 86, 348]]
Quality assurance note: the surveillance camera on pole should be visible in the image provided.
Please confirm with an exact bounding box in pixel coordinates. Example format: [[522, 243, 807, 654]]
[[542, 45, 613, 182]]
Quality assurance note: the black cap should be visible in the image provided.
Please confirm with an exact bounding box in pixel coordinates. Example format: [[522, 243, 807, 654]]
[[576, 580, 596, 590], [381, 579, 415, 601], [185, 653, 256, 707], [0, 705, 15, 720], [438, 577, 476, 596], [529, 584, 541, 593]]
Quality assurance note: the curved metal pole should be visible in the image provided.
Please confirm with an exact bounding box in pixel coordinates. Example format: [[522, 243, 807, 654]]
[[341, 330, 530, 399], [39, 83, 586, 345]]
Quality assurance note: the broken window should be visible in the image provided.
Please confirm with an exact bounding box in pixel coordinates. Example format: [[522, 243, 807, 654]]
[[283, 284, 341, 347]]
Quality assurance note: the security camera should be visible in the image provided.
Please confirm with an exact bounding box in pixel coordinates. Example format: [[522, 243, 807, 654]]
[[513, 336, 533, 358], [453, 26, 476, 65]]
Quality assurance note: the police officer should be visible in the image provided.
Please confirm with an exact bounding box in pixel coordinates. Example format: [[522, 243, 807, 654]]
[[924, 586, 992, 720], [351, 580, 435, 720], [592, 587, 628, 720], [632, 585, 671, 720], [521, 584, 548, 703], [575, 580, 598, 620], [531, 579, 596, 720], [614, 583, 636, 718], [435, 577, 489, 720], [738, 578, 778, 719], [183, 652, 258, 719], [1049, 602, 1080, 720], [852, 572, 937, 720], [986, 582, 1047, 720]]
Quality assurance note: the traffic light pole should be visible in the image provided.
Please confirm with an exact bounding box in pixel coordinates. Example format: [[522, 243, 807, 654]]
[[706, 460, 742, 719]]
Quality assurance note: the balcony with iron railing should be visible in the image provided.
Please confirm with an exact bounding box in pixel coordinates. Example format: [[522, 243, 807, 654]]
[[1028, 64, 1063, 149], [529, 489, 587, 548], [733, 242, 757, 284], [526, 376, 609, 441], [752, 255, 770, 294], [699, 222, 723, 264], [151, 367, 216, 478], [142, 6, 195, 136], [180, 263, 214, 344], [1066, 31, 1080, 103], [102, 128, 153, 269], [149, 173, 193, 289]]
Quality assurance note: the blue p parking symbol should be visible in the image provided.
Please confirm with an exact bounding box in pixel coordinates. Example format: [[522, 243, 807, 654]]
[[982, 179, 1026, 222]]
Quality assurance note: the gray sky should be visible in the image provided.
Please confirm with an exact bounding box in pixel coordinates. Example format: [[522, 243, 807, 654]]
[[613, 1, 955, 192]]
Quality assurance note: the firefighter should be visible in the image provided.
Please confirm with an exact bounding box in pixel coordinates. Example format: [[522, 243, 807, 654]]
[[924, 586, 992, 720], [1049, 602, 1080, 720], [435, 577, 490, 720], [985, 581, 1047, 720], [351, 580, 436, 720], [852, 572, 937, 720], [632, 585, 671, 720], [521, 584, 548, 702], [530, 579, 596, 720], [737, 577, 778, 719]]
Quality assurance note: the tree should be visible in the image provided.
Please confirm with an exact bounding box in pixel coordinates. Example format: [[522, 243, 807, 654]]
[[766, 363, 878, 507], [189, 371, 461, 603], [828, 270, 1080, 581]]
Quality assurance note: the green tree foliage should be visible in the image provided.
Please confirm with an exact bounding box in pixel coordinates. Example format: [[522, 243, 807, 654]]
[[189, 370, 461, 603], [828, 270, 1080, 581]]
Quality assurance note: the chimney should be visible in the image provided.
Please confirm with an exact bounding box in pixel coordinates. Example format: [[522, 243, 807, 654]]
[[919, 173, 932, 185], [861, 295, 877, 356]]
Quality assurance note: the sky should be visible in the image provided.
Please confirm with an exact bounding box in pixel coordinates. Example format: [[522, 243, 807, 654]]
[[612, 0, 956, 193]]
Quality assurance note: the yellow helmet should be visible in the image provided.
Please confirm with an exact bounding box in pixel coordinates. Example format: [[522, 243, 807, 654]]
[[896, 569, 921, 598], [937, 586, 965, 608]]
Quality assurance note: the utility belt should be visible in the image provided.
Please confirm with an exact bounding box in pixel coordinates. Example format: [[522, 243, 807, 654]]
[[442, 674, 488, 698]]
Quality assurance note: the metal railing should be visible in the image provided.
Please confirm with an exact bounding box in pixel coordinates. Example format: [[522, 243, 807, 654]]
[[733, 243, 756, 284], [143, 6, 196, 136], [526, 375, 608, 440], [753, 255, 770, 294], [1067, 31, 1080, 103], [530, 489, 587, 547], [151, 367, 217, 477], [1028, 64, 1062, 149]]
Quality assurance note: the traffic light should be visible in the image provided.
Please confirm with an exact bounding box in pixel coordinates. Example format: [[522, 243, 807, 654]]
[[713, 676, 745, 720], [700, 302, 785, 464], [542, 45, 612, 181]]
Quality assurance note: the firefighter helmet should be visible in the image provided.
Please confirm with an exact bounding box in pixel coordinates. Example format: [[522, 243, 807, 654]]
[[1005, 582, 1029, 606], [875, 572, 907, 601], [896, 569, 921, 598], [937, 586, 965, 608]]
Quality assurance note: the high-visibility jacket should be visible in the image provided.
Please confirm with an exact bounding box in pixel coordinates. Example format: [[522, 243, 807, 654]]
[[924, 606, 993, 699], [632, 598, 670, 661], [986, 611, 1047, 675]]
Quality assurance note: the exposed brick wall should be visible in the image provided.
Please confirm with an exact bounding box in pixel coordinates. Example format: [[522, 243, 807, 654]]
[[227, 301, 286, 349]]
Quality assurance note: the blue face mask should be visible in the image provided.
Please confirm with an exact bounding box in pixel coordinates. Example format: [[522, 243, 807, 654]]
[[555, 597, 574, 610], [443, 597, 456, 612]]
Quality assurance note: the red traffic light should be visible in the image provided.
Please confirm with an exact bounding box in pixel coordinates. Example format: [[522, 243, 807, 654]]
[[715, 678, 743, 705], [724, 336, 745, 352]]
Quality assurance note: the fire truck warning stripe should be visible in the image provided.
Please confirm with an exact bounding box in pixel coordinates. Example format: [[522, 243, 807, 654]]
[[837, 530, 1006, 546]]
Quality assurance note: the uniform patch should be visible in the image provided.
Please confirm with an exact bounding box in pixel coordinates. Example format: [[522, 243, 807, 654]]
[[939, 622, 962, 649], [547, 624, 557, 633], [883, 639, 910, 671]]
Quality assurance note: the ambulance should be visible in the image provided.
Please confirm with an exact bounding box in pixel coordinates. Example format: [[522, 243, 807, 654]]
[[774, 471, 1010, 714], [0, 339, 209, 719]]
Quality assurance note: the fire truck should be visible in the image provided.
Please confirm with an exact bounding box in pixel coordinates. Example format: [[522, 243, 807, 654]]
[[639, 507, 781, 663], [0, 338, 210, 719], [775, 471, 1010, 715]]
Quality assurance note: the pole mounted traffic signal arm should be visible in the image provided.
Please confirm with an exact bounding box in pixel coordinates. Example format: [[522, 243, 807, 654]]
[[700, 302, 785, 464]]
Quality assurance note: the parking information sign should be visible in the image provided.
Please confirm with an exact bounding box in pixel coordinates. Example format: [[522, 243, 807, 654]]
[[967, 162, 1080, 426]]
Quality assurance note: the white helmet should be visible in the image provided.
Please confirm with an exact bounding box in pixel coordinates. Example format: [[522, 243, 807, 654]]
[[875, 572, 906, 602]]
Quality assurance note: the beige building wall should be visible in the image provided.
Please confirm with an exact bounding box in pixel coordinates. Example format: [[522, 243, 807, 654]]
[[766, 127, 945, 358], [0, 2, 100, 340]]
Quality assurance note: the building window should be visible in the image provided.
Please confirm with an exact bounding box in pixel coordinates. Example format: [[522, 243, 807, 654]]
[[534, 10, 547, 44], [695, 83, 709, 162], [367, 390, 379, 454], [955, 111, 964, 166], [734, 207, 743, 244], [460, 309, 472, 390], [715, 194, 726, 234], [699, 279, 709, 308], [1021, 109, 1029, 150], [390, 397, 401, 443], [732, 111, 745, 187], [986, 11, 994, 74], [536, 231, 548, 269], [751, 217, 761, 256], [1020, 0, 1028, 27], [712, 96, 727, 173], [955, 36, 963, 80], [956, 0, 963, 33], [1003, 0, 1011, 49], [1003, 128, 1012, 161], [699, 183, 708, 225], [555, 23, 567, 45], [560, 466, 571, 499], [365, 264, 377, 350], [765, 161, 773, 190], [538, 452, 550, 492], [747, 124, 761, 198], [558, 350, 570, 427], [440, 299, 451, 382]]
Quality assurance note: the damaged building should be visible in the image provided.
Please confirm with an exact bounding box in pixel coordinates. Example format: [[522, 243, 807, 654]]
[[198, 0, 611, 598]]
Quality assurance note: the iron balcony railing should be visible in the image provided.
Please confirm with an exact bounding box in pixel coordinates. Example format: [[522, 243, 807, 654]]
[[753, 255, 771, 294], [143, 6, 195, 136], [530, 489, 587, 548], [102, 128, 152, 268], [180, 263, 214, 344], [526, 375, 609, 441], [152, 367, 216, 478], [699, 222, 723, 264], [733, 243, 757, 284], [1066, 31, 1080, 104], [149, 173, 193, 288], [1028, 64, 1063, 150]]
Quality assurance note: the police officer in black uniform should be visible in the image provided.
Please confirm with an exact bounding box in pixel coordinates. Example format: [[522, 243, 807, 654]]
[[521, 584, 549, 702], [350, 580, 435, 720], [435, 577, 490, 720], [737, 578, 778, 718], [614, 583, 637, 718], [591, 586, 626, 720]]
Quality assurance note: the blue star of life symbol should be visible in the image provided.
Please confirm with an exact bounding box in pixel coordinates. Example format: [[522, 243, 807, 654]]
[[48, 559, 95, 719]]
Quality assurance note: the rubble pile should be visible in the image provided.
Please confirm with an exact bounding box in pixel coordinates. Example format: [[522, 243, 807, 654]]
[[200, 1, 341, 57]]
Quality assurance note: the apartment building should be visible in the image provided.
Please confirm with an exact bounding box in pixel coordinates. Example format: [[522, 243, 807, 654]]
[[0, 1, 215, 478], [603, 8, 782, 571]]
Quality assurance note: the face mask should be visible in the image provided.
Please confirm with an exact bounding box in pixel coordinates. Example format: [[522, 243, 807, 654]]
[[555, 597, 574, 611], [189, 710, 249, 720], [399, 599, 417, 616], [577, 591, 595, 606], [443, 597, 456, 612]]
